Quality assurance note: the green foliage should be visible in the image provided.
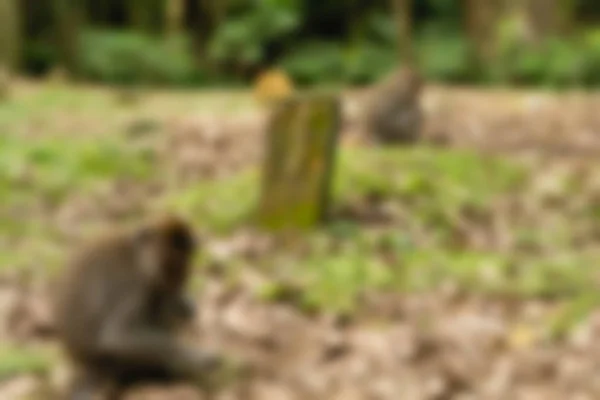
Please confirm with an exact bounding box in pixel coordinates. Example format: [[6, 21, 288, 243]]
[[550, 292, 600, 339], [23, 40, 58, 76], [279, 29, 600, 87], [169, 147, 526, 237], [299, 243, 393, 314], [282, 39, 398, 86], [335, 147, 525, 211], [167, 169, 259, 233], [0, 121, 157, 272], [492, 34, 590, 88], [12, 0, 600, 88], [170, 146, 600, 313], [363, 11, 398, 44], [79, 30, 198, 85], [344, 42, 399, 84], [416, 27, 472, 82], [426, 0, 459, 16], [581, 29, 600, 85], [543, 39, 588, 87], [281, 41, 346, 85], [256, 239, 598, 315], [489, 26, 600, 88], [2, 83, 599, 316], [0, 346, 54, 379], [209, 0, 301, 71], [0, 133, 154, 206]]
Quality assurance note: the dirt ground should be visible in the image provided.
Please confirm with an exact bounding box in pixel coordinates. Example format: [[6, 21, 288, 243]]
[[2, 83, 600, 399]]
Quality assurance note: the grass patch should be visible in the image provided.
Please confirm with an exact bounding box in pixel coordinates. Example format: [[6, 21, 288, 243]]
[[0, 85, 113, 126], [0, 129, 157, 273], [257, 236, 599, 315], [0, 84, 596, 325], [335, 147, 525, 202], [0, 133, 155, 207], [0, 346, 56, 379], [549, 291, 600, 339], [167, 168, 260, 233], [170, 147, 526, 234], [169, 146, 599, 316]]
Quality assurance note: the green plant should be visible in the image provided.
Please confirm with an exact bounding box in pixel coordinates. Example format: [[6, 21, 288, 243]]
[[344, 41, 398, 84], [79, 30, 198, 85], [543, 38, 587, 87], [416, 26, 472, 82], [0, 346, 55, 379], [209, 0, 301, 72], [582, 29, 600, 86], [167, 169, 259, 233], [281, 41, 346, 84]]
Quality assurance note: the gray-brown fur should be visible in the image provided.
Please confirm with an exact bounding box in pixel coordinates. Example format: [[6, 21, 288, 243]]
[[54, 215, 221, 400], [366, 66, 424, 144]]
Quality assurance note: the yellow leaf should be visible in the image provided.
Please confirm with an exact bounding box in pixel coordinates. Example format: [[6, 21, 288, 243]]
[[507, 324, 538, 350], [253, 68, 294, 105]]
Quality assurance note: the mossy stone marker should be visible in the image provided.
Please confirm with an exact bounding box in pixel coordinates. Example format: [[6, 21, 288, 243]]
[[258, 93, 341, 230]]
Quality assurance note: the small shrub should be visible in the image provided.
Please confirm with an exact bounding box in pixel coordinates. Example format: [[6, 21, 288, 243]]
[[582, 29, 600, 86], [79, 30, 197, 85], [281, 41, 346, 85], [343, 42, 398, 85], [416, 27, 472, 83], [209, 0, 301, 74]]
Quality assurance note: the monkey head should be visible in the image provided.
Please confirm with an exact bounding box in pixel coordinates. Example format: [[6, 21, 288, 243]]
[[386, 65, 423, 100], [134, 215, 197, 293]]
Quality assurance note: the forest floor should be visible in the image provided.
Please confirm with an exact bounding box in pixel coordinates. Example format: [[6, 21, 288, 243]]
[[1, 80, 600, 399]]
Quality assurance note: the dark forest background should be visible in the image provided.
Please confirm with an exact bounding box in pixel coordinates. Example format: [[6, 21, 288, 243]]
[[2, 0, 600, 88]]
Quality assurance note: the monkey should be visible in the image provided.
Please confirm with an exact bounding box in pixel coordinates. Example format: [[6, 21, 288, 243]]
[[156, 291, 197, 332], [53, 215, 223, 399], [365, 66, 424, 144]]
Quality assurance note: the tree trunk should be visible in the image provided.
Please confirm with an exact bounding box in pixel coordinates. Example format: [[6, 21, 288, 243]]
[[53, 0, 82, 77], [129, 0, 164, 34], [87, 0, 108, 25], [205, 0, 228, 28], [129, 0, 151, 31], [165, 0, 185, 37], [0, 0, 21, 72], [526, 0, 574, 43], [464, 0, 502, 68], [392, 0, 413, 62], [193, 0, 228, 67]]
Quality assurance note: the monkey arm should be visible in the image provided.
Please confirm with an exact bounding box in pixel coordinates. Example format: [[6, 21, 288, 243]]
[[160, 293, 196, 324], [176, 295, 196, 320], [97, 293, 213, 376]]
